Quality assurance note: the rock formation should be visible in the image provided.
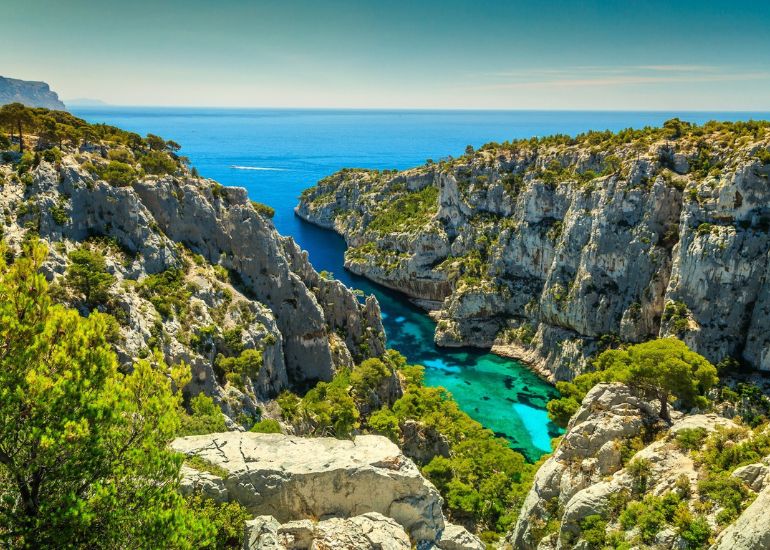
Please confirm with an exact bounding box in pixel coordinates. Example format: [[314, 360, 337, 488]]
[[506, 383, 769, 550], [297, 122, 770, 381], [0, 76, 66, 110], [0, 140, 385, 426], [174, 432, 483, 548]]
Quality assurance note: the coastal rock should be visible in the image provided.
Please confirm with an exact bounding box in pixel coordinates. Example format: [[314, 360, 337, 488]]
[[0, 75, 66, 109], [297, 130, 770, 379], [0, 148, 385, 427], [172, 432, 445, 542], [508, 383, 658, 549]]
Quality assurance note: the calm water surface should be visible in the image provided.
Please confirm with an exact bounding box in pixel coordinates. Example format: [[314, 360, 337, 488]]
[[71, 107, 769, 460]]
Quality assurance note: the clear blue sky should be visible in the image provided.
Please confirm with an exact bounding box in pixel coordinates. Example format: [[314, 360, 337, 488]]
[[4, 0, 770, 109]]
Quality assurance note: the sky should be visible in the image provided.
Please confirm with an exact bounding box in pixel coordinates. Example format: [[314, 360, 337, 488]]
[[3, 0, 770, 110]]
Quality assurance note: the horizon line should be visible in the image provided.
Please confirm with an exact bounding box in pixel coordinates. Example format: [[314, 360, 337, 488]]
[[65, 104, 770, 114]]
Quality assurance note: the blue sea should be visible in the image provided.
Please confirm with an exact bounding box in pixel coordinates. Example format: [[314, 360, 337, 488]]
[[71, 107, 769, 461]]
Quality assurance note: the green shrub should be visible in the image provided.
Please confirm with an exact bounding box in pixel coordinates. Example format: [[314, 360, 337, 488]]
[[139, 150, 177, 175], [368, 185, 438, 233], [250, 418, 282, 433], [65, 247, 115, 308], [185, 495, 250, 549], [675, 427, 708, 451], [139, 268, 191, 319], [98, 160, 137, 186], [697, 472, 751, 524], [250, 201, 275, 218], [179, 394, 227, 436]]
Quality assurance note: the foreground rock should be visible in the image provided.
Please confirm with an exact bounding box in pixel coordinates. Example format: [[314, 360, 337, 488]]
[[243, 513, 411, 550], [173, 433, 447, 542]]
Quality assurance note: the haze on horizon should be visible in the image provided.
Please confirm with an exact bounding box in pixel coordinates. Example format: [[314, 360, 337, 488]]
[[4, 0, 770, 111]]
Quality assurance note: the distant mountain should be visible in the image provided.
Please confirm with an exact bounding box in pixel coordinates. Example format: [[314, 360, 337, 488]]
[[65, 97, 109, 107], [0, 76, 66, 110]]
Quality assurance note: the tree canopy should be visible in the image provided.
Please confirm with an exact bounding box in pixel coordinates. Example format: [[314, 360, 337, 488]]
[[548, 338, 719, 428], [0, 240, 211, 548]]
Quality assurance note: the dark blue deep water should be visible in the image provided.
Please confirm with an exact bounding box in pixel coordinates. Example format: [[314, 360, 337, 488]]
[[71, 107, 769, 460]]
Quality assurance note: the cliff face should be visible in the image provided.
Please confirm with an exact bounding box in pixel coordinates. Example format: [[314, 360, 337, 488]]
[[0, 76, 66, 110], [297, 122, 770, 381], [0, 147, 385, 425]]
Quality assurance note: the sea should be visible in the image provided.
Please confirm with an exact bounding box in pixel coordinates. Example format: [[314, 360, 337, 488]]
[[70, 107, 770, 461]]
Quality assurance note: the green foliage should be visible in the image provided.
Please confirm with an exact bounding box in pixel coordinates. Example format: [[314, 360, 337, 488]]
[[250, 200, 275, 218], [350, 357, 392, 407], [185, 456, 229, 479], [367, 408, 400, 441], [368, 185, 438, 233], [216, 349, 263, 389], [178, 394, 227, 436], [65, 247, 116, 308], [548, 338, 718, 426], [663, 300, 692, 335], [578, 514, 607, 548], [699, 426, 770, 474], [250, 418, 282, 433], [299, 371, 360, 437], [185, 496, 250, 549], [139, 150, 178, 175], [754, 147, 770, 165], [98, 160, 138, 186], [697, 472, 751, 524], [139, 268, 192, 319], [50, 197, 70, 225], [0, 241, 210, 548], [675, 427, 708, 451]]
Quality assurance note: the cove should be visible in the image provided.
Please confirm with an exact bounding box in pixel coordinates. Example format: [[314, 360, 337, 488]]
[[70, 108, 760, 460]]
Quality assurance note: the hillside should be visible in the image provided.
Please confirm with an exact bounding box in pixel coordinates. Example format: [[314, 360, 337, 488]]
[[0, 75, 66, 109], [297, 119, 770, 381]]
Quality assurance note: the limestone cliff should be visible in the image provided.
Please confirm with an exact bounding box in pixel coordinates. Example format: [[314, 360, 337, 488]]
[[297, 120, 770, 381], [0, 137, 385, 427], [0, 76, 66, 110]]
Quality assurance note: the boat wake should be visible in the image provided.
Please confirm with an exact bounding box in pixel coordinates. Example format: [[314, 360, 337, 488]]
[[230, 165, 288, 171]]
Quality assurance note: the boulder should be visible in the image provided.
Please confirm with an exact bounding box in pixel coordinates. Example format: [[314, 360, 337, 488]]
[[243, 512, 411, 550], [435, 523, 485, 550], [173, 432, 445, 542]]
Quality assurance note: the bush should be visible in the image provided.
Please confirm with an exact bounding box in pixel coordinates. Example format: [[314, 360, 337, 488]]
[[65, 247, 115, 308], [250, 419, 282, 433], [250, 201, 275, 218], [697, 472, 750, 524], [675, 427, 708, 451], [185, 496, 250, 549], [139, 150, 177, 175], [99, 160, 137, 186], [139, 268, 191, 319], [179, 394, 227, 436]]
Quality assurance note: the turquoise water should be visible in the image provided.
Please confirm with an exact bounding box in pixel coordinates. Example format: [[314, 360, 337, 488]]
[[70, 108, 769, 460]]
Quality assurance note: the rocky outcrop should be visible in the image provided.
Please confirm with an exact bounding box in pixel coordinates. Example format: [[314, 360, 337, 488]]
[[0, 76, 66, 109], [297, 125, 770, 380], [173, 433, 446, 542], [243, 513, 412, 550], [0, 145, 385, 426], [506, 383, 767, 550]]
